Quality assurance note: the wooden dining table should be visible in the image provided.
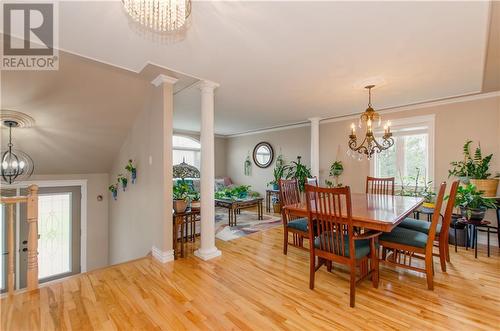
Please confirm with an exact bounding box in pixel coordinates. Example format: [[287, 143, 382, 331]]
[[284, 193, 424, 232]]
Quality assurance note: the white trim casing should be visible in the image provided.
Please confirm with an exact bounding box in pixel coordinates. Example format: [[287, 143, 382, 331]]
[[2, 179, 88, 273], [151, 246, 174, 263], [369, 115, 435, 185]]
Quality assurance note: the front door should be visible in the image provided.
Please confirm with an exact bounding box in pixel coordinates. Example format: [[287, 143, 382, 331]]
[[19, 186, 81, 287]]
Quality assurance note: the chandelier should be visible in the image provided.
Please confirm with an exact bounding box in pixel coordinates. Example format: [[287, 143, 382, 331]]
[[1, 120, 34, 184], [348, 85, 394, 160], [122, 0, 192, 33]]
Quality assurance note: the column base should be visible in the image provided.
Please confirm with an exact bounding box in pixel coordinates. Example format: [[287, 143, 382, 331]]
[[194, 247, 222, 261], [152, 246, 174, 263]]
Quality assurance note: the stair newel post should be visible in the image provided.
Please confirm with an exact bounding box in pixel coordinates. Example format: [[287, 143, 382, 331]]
[[26, 184, 39, 291], [7, 203, 15, 295]]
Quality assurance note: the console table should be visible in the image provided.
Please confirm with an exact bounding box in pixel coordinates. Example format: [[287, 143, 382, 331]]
[[173, 209, 200, 259], [265, 189, 280, 213]]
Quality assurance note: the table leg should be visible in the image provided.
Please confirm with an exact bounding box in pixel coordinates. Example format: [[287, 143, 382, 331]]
[[487, 226, 490, 257], [454, 226, 458, 253], [266, 192, 270, 213], [474, 225, 478, 259], [228, 208, 232, 226], [180, 218, 185, 258], [465, 224, 469, 250], [234, 206, 237, 226], [173, 217, 178, 259], [260, 200, 263, 220]]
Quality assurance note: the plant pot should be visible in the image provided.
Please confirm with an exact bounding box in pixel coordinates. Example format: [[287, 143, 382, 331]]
[[191, 200, 201, 210], [273, 203, 281, 214], [469, 178, 499, 197], [273, 183, 279, 191], [173, 200, 188, 213], [460, 206, 487, 221]]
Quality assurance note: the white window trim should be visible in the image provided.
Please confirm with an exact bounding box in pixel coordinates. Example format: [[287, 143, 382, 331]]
[[369, 114, 435, 186]]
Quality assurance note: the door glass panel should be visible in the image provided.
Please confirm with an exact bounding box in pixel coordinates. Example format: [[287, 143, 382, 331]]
[[38, 193, 72, 279]]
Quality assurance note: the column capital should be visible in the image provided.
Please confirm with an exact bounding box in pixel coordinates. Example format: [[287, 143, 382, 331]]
[[308, 117, 322, 123], [151, 74, 178, 87], [198, 80, 220, 92]]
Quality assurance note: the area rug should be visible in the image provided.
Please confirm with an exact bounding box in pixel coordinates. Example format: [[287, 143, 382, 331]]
[[214, 207, 282, 241]]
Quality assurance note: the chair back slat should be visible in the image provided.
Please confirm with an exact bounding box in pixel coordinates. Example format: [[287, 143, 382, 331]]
[[305, 184, 353, 258], [440, 180, 459, 242], [426, 182, 447, 249], [366, 176, 395, 195], [279, 179, 301, 206], [306, 177, 319, 187]]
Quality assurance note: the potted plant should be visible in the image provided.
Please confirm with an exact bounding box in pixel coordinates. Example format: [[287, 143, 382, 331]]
[[421, 181, 436, 211], [449, 140, 499, 196], [173, 181, 190, 213], [117, 174, 128, 191], [268, 161, 288, 190], [285, 156, 312, 192], [108, 184, 118, 200], [125, 159, 137, 184], [329, 160, 344, 187], [189, 190, 201, 210], [454, 184, 497, 221]]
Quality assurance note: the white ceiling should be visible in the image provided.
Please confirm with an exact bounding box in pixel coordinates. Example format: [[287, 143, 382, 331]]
[[52, 0, 491, 135]]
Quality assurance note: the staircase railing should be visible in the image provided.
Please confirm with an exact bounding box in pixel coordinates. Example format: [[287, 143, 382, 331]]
[[1, 184, 39, 295]]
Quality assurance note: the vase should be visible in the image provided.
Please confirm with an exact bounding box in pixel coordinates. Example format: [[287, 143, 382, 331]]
[[112, 190, 117, 200], [121, 182, 127, 191], [131, 169, 137, 184], [460, 206, 486, 221], [173, 200, 188, 213], [191, 200, 201, 210], [273, 183, 279, 190]]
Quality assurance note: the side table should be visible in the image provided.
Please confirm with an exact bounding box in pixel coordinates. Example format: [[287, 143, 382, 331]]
[[266, 189, 280, 213], [455, 218, 493, 258], [173, 209, 200, 259]]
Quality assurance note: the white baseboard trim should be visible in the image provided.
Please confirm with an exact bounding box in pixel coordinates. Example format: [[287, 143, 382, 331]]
[[194, 247, 222, 261], [151, 246, 174, 263]]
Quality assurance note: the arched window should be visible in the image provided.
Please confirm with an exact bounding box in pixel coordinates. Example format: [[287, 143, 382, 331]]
[[173, 135, 201, 169]]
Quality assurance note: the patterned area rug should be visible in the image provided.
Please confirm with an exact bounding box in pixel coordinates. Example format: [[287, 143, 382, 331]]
[[214, 207, 282, 241]]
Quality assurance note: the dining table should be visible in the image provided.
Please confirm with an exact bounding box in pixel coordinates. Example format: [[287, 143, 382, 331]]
[[284, 193, 424, 232]]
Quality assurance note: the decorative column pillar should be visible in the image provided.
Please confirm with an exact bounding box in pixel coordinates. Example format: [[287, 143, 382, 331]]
[[26, 184, 39, 291], [309, 117, 321, 179], [152, 74, 177, 263], [195, 80, 222, 261]]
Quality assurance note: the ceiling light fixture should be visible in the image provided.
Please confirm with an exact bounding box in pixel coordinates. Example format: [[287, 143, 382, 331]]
[[1, 120, 34, 184], [347, 85, 394, 160], [122, 0, 192, 33]]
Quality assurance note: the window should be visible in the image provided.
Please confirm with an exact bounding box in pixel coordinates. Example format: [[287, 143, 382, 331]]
[[173, 135, 201, 170], [371, 115, 434, 188]]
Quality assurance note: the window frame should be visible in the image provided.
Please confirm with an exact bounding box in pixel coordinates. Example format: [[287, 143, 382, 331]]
[[369, 114, 435, 189], [172, 134, 201, 169]]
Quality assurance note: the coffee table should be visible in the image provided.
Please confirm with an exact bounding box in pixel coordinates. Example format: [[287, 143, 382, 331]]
[[215, 197, 264, 226]]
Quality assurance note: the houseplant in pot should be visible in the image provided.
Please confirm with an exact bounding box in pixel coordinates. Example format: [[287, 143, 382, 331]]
[[455, 184, 497, 221], [189, 190, 201, 210], [449, 140, 498, 196], [286, 156, 312, 192], [173, 181, 190, 213], [327, 160, 344, 187], [268, 160, 288, 191]]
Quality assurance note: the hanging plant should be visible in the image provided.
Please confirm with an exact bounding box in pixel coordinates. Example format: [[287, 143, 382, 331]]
[[108, 184, 118, 200], [125, 159, 137, 184], [244, 154, 252, 176], [329, 160, 344, 187], [117, 174, 128, 191]]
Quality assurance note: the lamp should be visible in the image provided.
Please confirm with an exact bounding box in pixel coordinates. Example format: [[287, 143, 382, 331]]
[[1, 120, 34, 184]]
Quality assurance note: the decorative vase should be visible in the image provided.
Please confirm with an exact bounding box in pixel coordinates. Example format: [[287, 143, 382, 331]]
[[469, 179, 499, 197], [422, 202, 435, 212], [131, 169, 137, 184], [122, 181, 127, 191], [273, 203, 281, 214], [460, 206, 486, 221], [112, 190, 117, 200], [273, 183, 279, 191], [173, 200, 188, 213]]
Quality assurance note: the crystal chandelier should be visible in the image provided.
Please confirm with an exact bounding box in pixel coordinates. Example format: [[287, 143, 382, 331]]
[[348, 85, 394, 160], [1, 120, 34, 184], [122, 0, 192, 33]]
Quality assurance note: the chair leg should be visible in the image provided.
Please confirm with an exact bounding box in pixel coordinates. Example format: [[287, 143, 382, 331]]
[[439, 241, 447, 272], [425, 253, 434, 290], [350, 263, 356, 307], [445, 242, 451, 262], [309, 251, 315, 290], [326, 260, 332, 272], [283, 227, 288, 255], [370, 239, 379, 288]]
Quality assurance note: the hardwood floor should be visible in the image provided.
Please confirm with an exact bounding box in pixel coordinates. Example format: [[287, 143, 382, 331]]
[[2, 223, 499, 330]]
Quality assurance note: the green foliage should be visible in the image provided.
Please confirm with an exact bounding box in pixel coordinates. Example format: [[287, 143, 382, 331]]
[[268, 158, 289, 187], [125, 159, 136, 172], [454, 184, 497, 210], [449, 140, 493, 179], [285, 156, 312, 192], [117, 174, 128, 187], [215, 185, 256, 200], [108, 184, 118, 193], [173, 181, 191, 201], [329, 161, 344, 177]]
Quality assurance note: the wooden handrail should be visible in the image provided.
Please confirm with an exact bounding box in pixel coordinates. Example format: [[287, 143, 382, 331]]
[[1, 184, 39, 295]]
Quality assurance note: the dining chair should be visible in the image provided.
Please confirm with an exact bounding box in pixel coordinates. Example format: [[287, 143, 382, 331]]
[[279, 179, 309, 254], [379, 182, 447, 290], [305, 184, 381, 307], [306, 177, 319, 186], [398, 181, 459, 272], [366, 176, 395, 195]]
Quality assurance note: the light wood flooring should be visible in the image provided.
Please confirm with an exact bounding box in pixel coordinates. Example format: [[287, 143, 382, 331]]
[[1, 216, 499, 330]]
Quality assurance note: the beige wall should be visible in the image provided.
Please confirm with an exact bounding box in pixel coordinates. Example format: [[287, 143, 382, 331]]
[[30, 173, 109, 271], [225, 126, 311, 197], [108, 87, 169, 265], [319, 96, 500, 193]]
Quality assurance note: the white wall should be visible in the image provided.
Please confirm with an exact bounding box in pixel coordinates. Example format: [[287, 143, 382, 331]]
[[108, 87, 169, 265], [30, 173, 109, 271], [225, 126, 311, 197]]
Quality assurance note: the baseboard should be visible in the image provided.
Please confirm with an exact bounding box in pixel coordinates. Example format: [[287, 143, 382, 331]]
[[194, 247, 222, 261], [151, 246, 174, 263]]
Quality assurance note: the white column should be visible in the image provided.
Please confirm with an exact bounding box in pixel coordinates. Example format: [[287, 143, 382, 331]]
[[195, 80, 222, 261], [151, 74, 177, 263], [309, 117, 321, 178]]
